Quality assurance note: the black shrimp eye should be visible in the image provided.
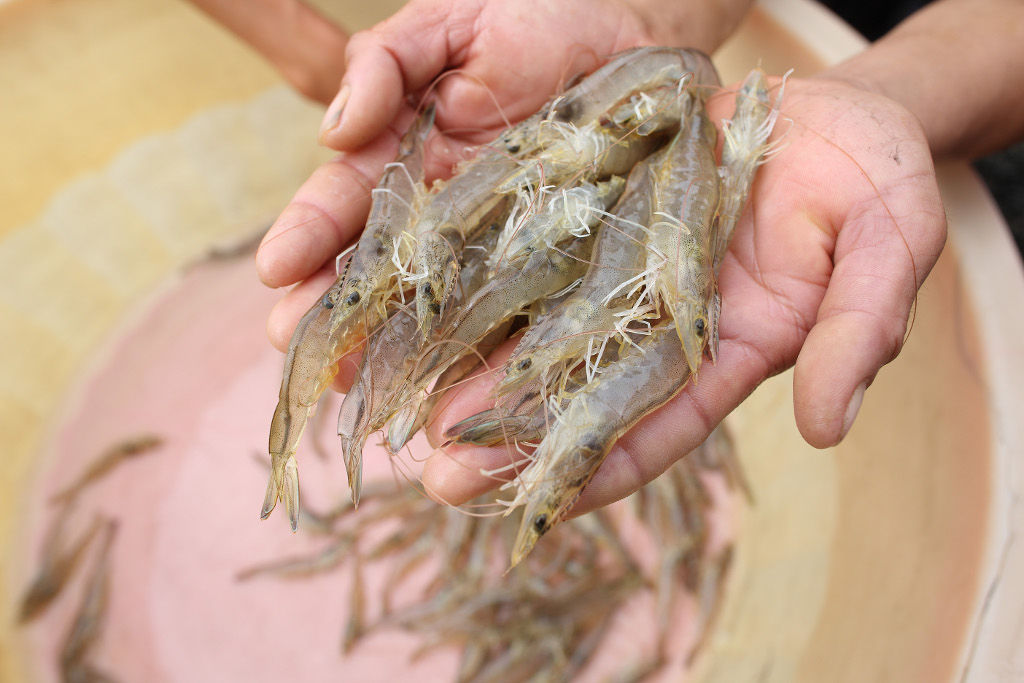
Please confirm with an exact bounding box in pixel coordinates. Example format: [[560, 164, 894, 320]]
[[533, 514, 548, 534], [420, 282, 432, 296], [694, 317, 706, 337], [507, 143, 520, 154], [344, 291, 360, 306], [321, 293, 335, 309]]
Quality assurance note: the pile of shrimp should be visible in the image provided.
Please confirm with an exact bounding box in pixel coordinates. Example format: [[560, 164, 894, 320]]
[[243, 429, 749, 681], [262, 46, 781, 566]]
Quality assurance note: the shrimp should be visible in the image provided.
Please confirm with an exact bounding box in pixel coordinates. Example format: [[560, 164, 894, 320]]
[[338, 222, 505, 496], [497, 152, 660, 398], [337, 303, 420, 506], [328, 104, 434, 345], [410, 156, 518, 335], [546, 47, 719, 125], [645, 92, 721, 376], [60, 520, 117, 679], [50, 435, 162, 505], [510, 324, 690, 567], [707, 68, 782, 351], [407, 233, 595, 403], [488, 177, 625, 271], [19, 509, 102, 623], [263, 107, 434, 530]]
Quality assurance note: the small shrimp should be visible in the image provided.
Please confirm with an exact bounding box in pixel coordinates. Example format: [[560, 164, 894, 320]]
[[264, 107, 434, 529], [337, 303, 420, 506], [60, 520, 117, 677], [341, 554, 366, 654], [497, 153, 659, 397], [50, 435, 162, 505], [235, 532, 355, 581], [707, 68, 782, 352], [19, 509, 102, 623], [408, 233, 595, 400], [510, 324, 690, 567], [488, 177, 624, 271], [547, 47, 719, 125], [410, 156, 518, 335], [263, 295, 343, 530], [327, 104, 434, 346], [444, 388, 548, 447], [646, 92, 721, 376]]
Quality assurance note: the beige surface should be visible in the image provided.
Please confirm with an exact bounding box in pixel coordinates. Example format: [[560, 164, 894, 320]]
[[1, 0, 1021, 680]]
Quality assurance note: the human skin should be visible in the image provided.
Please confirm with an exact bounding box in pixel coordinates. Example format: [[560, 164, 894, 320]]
[[252, 0, 1022, 512]]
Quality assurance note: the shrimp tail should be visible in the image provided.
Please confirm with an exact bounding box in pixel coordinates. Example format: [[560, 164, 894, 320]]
[[261, 455, 299, 531]]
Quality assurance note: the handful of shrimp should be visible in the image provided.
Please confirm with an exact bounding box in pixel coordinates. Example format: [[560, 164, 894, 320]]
[[262, 48, 781, 565]]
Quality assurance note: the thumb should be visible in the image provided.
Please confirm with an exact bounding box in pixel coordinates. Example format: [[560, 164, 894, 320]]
[[793, 204, 946, 448], [317, 0, 480, 150]]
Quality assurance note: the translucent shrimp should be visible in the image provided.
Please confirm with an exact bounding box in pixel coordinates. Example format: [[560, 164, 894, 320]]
[[510, 324, 690, 566], [488, 177, 625, 271], [407, 234, 595, 402], [497, 153, 659, 397], [19, 509, 102, 623], [60, 520, 117, 679], [546, 47, 719, 126], [645, 93, 721, 376], [50, 434, 162, 505], [263, 107, 434, 530], [707, 68, 783, 351], [338, 223, 504, 496], [328, 104, 434, 345]]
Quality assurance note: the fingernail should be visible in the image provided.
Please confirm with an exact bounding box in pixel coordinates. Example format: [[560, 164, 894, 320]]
[[840, 381, 867, 440], [318, 84, 351, 142]]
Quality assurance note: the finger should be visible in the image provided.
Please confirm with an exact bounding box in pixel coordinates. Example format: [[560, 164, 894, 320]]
[[793, 192, 946, 448], [255, 132, 400, 288], [318, 0, 481, 149]]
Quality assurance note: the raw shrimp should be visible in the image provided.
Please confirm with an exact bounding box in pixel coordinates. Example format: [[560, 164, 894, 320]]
[[60, 520, 117, 679], [510, 324, 690, 566], [263, 107, 434, 530], [327, 104, 434, 346], [488, 177, 624, 271], [497, 152, 659, 397], [19, 509, 102, 623], [646, 93, 721, 376], [50, 435, 162, 505], [407, 233, 595, 401]]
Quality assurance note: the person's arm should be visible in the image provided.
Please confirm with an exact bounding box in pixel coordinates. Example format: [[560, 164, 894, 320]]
[[822, 0, 1024, 159], [186, 0, 348, 104]]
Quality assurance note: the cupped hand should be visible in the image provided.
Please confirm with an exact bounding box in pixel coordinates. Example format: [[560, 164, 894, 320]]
[[419, 76, 947, 511], [256, 0, 661, 351]]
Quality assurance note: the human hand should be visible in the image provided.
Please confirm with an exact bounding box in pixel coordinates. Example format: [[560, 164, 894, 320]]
[[417, 76, 947, 512]]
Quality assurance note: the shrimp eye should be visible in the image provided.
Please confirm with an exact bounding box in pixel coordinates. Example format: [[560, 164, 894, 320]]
[[420, 282, 432, 296], [344, 291, 360, 306], [533, 514, 548, 534], [694, 317, 706, 337], [507, 143, 520, 154], [321, 293, 335, 309], [517, 358, 532, 372]]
